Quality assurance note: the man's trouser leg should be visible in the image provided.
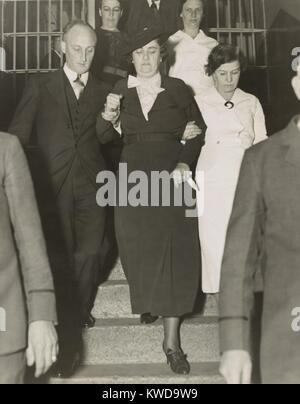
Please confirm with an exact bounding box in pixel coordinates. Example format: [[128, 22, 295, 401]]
[[0, 351, 26, 384]]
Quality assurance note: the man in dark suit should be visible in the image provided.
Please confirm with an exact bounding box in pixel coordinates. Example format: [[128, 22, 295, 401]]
[[219, 68, 300, 384], [41, 34, 63, 70], [0, 72, 15, 131], [9, 20, 112, 377], [125, 0, 181, 35], [0, 132, 58, 384]]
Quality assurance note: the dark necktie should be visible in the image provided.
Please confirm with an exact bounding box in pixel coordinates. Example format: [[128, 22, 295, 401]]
[[151, 0, 159, 16], [73, 74, 85, 100]]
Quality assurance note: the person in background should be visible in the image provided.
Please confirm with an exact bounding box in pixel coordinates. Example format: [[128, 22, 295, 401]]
[[219, 66, 300, 385], [168, 0, 218, 96], [125, 0, 181, 36], [9, 20, 112, 378], [97, 26, 205, 376], [91, 0, 131, 86], [0, 71, 15, 131], [0, 37, 15, 131], [0, 132, 58, 384], [41, 31, 63, 70], [92, 0, 131, 173], [195, 44, 267, 296]]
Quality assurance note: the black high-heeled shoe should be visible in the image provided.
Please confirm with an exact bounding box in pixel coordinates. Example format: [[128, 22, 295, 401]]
[[163, 347, 191, 375]]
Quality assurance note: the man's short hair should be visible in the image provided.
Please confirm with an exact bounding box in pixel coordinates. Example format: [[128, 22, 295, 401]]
[[63, 20, 97, 41], [99, 0, 125, 10]]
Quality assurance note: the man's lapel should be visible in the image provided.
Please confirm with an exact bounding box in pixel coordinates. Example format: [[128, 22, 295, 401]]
[[79, 75, 97, 123], [282, 116, 300, 169], [46, 69, 70, 120]]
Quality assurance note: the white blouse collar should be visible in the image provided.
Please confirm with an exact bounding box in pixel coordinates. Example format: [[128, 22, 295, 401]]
[[202, 86, 253, 106], [128, 73, 164, 91], [171, 29, 217, 46]]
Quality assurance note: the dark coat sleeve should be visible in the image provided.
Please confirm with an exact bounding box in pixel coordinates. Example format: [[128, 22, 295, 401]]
[[219, 148, 266, 353], [5, 135, 57, 324], [96, 80, 125, 144], [9, 77, 40, 146], [173, 80, 206, 167]]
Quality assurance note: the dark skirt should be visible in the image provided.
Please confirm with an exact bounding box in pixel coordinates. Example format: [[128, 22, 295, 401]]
[[115, 140, 200, 317]]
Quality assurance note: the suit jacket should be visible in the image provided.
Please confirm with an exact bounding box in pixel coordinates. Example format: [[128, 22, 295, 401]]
[[9, 69, 111, 197], [0, 132, 57, 356], [125, 0, 181, 35], [0, 72, 15, 131], [219, 116, 300, 384]]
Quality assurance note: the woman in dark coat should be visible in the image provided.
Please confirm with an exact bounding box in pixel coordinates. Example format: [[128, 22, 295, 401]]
[[91, 0, 131, 86], [97, 26, 205, 374]]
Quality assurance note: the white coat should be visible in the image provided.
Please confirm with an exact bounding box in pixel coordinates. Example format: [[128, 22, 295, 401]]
[[195, 87, 267, 293]]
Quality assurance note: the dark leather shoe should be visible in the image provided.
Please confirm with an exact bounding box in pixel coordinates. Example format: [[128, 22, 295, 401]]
[[164, 348, 191, 375], [81, 314, 96, 329], [52, 352, 81, 378], [140, 313, 159, 324]]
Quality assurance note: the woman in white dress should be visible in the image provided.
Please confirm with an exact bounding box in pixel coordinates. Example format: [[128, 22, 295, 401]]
[[195, 44, 268, 294], [168, 0, 218, 96]]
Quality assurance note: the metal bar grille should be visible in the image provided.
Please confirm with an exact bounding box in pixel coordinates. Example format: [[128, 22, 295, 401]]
[[37, 0, 41, 70], [1, 0, 89, 73], [2, 0, 268, 72], [208, 0, 267, 66], [0, 1, 5, 70]]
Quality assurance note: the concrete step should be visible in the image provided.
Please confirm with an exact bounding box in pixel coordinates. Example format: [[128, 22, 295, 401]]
[[92, 281, 218, 319], [50, 362, 224, 384], [107, 258, 126, 281], [82, 317, 220, 365]]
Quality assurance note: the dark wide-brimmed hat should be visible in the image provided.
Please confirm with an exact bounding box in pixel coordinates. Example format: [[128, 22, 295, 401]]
[[123, 25, 170, 55]]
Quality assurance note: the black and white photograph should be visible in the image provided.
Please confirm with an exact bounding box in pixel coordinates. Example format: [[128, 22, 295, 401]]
[[0, 0, 300, 387]]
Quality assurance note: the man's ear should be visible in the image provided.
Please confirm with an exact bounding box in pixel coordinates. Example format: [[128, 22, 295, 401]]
[[61, 40, 66, 54], [99, 8, 102, 18], [292, 75, 300, 101]]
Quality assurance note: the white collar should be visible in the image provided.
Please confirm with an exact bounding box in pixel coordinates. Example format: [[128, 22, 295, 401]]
[[170, 29, 217, 46], [147, 0, 161, 9], [201, 86, 253, 106], [63, 63, 89, 86], [128, 74, 164, 92]]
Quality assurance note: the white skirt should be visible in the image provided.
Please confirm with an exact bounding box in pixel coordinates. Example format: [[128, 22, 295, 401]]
[[196, 138, 245, 293]]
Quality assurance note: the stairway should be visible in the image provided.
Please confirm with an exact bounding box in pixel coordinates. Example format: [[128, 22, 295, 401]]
[[51, 259, 223, 384]]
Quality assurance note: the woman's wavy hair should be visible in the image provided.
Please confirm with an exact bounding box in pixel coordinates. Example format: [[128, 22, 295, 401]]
[[205, 43, 248, 76], [179, 0, 206, 12]]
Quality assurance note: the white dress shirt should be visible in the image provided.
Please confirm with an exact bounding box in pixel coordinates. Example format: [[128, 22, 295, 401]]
[[63, 63, 89, 99], [147, 0, 161, 9]]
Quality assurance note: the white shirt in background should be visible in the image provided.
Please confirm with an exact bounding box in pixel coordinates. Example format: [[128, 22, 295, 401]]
[[147, 0, 161, 9], [168, 30, 218, 96]]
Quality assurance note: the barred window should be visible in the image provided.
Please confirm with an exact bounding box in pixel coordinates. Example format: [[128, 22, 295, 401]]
[[0, 0, 92, 73], [208, 0, 267, 66]]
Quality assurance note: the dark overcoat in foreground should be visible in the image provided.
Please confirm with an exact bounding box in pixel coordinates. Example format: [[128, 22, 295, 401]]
[[219, 116, 300, 384], [0, 132, 56, 357]]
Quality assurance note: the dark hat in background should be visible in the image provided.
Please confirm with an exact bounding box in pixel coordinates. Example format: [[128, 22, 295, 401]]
[[123, 25, 170, 55]]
